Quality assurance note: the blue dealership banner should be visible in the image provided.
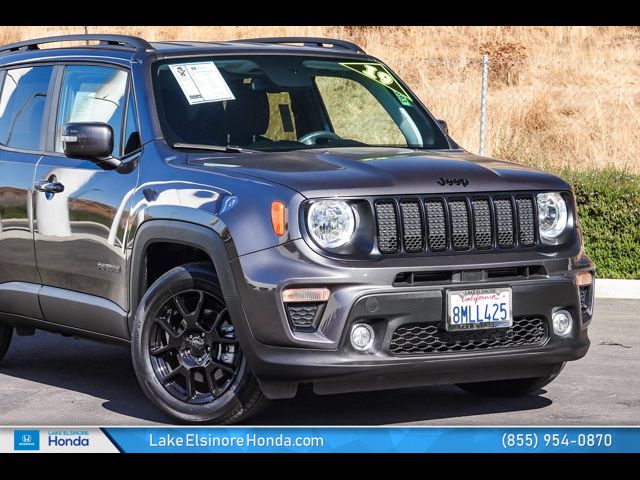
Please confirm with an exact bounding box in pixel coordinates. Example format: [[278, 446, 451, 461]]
[[101, 427, 640, 453]]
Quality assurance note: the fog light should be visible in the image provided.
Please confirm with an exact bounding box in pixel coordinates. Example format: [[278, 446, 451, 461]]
[[552, 310, 573, 337], [350, 324, 374, 351]]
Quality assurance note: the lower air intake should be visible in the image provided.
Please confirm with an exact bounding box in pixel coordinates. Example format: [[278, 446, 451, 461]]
[[389, 316, 547, 355], [285, 302, 325, 331]]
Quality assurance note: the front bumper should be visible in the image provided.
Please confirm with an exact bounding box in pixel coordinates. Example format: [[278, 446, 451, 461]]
[[227, 239, 594, 399]]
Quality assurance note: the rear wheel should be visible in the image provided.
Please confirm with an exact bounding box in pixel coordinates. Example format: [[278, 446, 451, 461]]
[[0, 323, 13, 363], [131, 262, 268, 424], [456, 363, 566, 397]]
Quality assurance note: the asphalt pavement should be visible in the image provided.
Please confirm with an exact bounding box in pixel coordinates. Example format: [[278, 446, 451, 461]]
[[0, 299, 637, 426]]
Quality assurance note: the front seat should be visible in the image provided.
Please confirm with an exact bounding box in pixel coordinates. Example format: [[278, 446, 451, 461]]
[[157, 69, 226, 146], [224, 87, 271, 146]]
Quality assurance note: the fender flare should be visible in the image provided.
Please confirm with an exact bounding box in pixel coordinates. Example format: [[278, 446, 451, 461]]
[[127, 219, 240, 331]]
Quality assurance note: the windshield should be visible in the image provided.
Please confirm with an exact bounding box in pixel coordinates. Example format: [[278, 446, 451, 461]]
[[152, 55, 450, 152]]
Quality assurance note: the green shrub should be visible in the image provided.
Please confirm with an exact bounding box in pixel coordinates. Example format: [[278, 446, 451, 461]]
[[554, 167, 640, 279]]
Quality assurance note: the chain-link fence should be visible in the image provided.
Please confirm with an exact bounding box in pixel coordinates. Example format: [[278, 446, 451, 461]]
[[386, 56, 640, 174]]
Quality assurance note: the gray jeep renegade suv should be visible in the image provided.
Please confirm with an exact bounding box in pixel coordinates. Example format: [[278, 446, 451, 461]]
[[0, 34, 594, 423]]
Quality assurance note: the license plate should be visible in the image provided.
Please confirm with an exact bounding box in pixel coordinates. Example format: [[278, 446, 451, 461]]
[[446, 287, 512, 331]]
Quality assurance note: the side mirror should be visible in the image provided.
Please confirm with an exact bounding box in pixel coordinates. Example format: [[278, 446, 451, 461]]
[[62, 122, 121, 170], [437, 119, 449, 136]]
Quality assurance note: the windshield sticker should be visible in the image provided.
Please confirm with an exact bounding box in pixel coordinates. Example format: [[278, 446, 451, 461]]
[[169, 62, 235, 105], [339, 62, 413, 103], [394, 90, 413, 106]]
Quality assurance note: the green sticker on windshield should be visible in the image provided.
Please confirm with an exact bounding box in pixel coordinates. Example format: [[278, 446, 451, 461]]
[[340, 62, 413, 104], [394, 90, 412, 106]]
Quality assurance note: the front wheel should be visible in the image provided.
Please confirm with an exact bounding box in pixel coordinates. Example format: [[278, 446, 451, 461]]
[[0, 323, 12, 363], [131, 262, 268, 424], [456, 363, 566, 397]]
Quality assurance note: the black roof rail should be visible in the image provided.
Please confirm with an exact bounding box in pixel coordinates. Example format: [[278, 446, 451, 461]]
[[231, 37, 366, 54], [0, 34, 155, 55]]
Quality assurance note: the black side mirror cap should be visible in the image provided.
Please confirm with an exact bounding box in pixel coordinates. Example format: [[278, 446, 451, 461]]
[[437, 119, 449, 136], [62, 122, 121, 170]]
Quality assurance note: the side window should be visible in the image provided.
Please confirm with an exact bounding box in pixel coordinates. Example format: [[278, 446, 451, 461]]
[[315, 76, 406, 146], [55, 65, 128, 157], [123, 87, 141, 155], [0, 66, 53, 150]]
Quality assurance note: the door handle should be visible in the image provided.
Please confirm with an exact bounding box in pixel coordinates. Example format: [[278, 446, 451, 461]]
[[34, 180, 65, 194]]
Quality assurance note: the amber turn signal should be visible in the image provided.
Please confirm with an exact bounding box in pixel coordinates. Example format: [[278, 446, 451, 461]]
[[576, 271, 593, 286], [271, 201, 286, 236], [281, 288, 331, 303]]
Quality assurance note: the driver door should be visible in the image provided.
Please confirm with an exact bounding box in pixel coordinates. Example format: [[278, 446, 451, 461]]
[[33, 63, 140, 337]]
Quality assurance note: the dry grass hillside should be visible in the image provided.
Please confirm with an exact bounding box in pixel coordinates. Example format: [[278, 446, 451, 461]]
[[2, 26, 639, 172]]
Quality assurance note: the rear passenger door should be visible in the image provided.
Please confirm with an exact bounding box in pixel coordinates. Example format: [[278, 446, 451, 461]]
[[33, 63, 140, 336], [0, 65, 54, 318]]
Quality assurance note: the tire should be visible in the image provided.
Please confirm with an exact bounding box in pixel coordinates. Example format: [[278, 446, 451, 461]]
[[0, 323, 12, 363], [131, 262, 268, 424], [456, 363, 566, 397]]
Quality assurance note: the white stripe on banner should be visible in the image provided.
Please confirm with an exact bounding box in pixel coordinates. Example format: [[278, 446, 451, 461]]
[[0, 427, 119, 453]]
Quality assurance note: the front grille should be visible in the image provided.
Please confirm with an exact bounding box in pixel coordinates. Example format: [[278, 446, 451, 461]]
[[285, 302, 325, 331], [516, 197, 536, 246], [449, 200, 470, 250], [375, 202, 399, 253], [375, 194, 538, 255], [399, 201, 424, 252], [472, 199, 492, 249], [425, 200, 447, 251], [389, 316, 547, 355], [494, 198, 515, 247]]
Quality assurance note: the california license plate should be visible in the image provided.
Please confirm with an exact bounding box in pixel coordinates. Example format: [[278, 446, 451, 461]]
[[446, 287, 512, 331]]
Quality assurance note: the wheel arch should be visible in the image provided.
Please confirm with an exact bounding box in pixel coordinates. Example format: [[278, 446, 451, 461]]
[[128, 219, 240, 332]]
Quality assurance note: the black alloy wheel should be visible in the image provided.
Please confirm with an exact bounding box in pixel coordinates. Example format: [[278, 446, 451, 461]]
[[149, 290, 240, 404], [131, 262, 267, 424]]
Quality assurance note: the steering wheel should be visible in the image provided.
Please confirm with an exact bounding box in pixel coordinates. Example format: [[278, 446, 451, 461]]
[[297, 130, 341, 145]]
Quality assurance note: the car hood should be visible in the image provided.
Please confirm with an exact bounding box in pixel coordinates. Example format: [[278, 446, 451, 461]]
[[187, 147, 569, 198]]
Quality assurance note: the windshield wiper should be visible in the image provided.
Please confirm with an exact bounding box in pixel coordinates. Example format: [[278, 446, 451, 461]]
[[173, 143, 248, 153]]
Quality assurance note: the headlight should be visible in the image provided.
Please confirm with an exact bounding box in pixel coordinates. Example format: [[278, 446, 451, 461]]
[[307, 200, 356, 249], [537, 192, 568, 242]]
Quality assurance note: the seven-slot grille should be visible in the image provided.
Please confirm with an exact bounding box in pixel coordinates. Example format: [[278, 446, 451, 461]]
[[374, 195, 537, 254]]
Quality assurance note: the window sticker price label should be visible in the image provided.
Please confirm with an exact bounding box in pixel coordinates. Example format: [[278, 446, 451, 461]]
[[169, 61, 235, 105]]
